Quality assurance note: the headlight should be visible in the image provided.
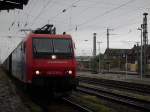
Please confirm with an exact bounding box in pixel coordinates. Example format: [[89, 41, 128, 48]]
[[35, 70, 40, 75], [68, 70, 72, 74], [52, 55, 56, 59]]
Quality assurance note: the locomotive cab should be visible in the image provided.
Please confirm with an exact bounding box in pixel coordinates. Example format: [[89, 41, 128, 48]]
[[24, 25, 78, 92]]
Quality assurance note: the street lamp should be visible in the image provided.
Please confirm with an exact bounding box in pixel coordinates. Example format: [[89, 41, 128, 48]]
[[83, 40, 91, 71], [137, 26, 143, 80], [83, 40, 89, 56]]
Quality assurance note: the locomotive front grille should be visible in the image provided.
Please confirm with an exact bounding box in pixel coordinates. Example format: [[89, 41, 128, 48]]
[[32, 76, 77, 91]]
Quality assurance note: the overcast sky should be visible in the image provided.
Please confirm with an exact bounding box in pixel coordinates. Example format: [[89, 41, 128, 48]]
[[0, 0, 150, 62]]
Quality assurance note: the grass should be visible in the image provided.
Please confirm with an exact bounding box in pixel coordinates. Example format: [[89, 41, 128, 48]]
[[0, 68, 43, 112], [73, 93, 112, 112]]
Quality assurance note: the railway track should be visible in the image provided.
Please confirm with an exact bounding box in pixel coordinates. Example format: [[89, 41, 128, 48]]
[[29, 94, 49, 112], [5, 70, 93, 112], [62, 97, 94, 112], [78, 76, 150, 94], [20, 88, 94, 112], [3, 68, 93, 112], [20, 90, 93, 112], [77, 84, 150, 112], [30, 95, 94, 112]]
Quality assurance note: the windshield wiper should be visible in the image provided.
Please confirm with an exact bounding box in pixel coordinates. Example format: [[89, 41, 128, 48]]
[[33, 45, 37, 54]]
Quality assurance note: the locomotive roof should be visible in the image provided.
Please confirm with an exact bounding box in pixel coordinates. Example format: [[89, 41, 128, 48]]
[[28, 33, 72, 39]]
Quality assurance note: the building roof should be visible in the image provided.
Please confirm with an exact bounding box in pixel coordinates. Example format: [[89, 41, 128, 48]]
[[128, 44, 150, 55], [104, 48, 130, 56], [0, 0, 29, 11]]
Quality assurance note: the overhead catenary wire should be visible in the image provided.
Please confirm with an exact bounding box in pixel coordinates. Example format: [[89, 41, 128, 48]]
[[81, 0, 121, 6], [9, 0, 44, 36], [7, 0, 149, 40], [71, 5, 149, 34], [70, 12, 149, 48], [22, 0, 41, 27], [8, 0, 38, 30], [24, 0, 143, 34], [67, 0, 136, 32], [25, 1, 149, 30], [30, 0, 81, 28], [46, 0, 81, 24], [83, 7, 143, 31], [29, 0, 54, 27], [79, 0, 136, 26], [33, 0, 81, 30]]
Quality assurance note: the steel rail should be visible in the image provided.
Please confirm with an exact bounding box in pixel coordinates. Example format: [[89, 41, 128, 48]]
[[78, 76, 150, 94], [62, 97, 94, 112], [77, 85, 150, 112]]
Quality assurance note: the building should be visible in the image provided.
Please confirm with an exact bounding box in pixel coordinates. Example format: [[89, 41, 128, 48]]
[[128, 45, 150, 73], [76, 56, 92, 71], [104, 48, 130, 71], [104, 45, 150, 73]]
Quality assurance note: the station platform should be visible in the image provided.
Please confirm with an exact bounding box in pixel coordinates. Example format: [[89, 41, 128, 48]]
[[0, 68, 29, 112], [77, 71, 150, 85]]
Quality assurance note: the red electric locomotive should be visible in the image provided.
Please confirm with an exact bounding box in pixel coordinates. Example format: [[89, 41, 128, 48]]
[[4, 24, 78, 93]]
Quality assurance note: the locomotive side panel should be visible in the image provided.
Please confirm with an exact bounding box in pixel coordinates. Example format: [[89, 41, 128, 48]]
[[2, 55, 10, 72], [11, 42, 26, 82]]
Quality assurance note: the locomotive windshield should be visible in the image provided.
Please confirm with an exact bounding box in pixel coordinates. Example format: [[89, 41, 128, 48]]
[[33, 38, 73, 59]]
